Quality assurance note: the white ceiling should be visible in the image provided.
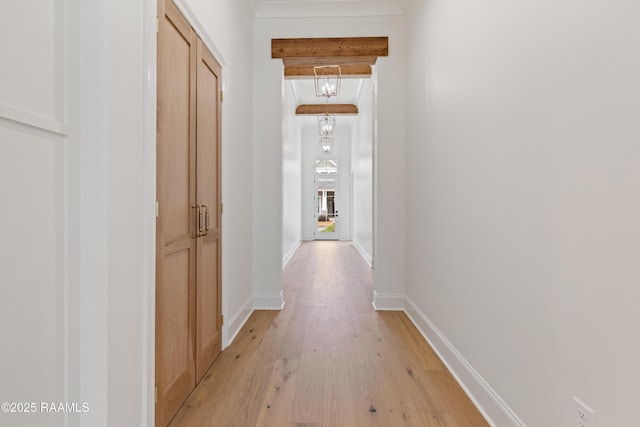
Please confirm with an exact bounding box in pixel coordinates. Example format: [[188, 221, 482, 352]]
[[246, 0, 408, 19], [287, 78, 365, 132], [261, 4, 391, 132]]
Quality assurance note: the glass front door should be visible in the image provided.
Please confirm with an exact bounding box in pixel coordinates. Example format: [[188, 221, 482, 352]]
[[315, 160, 338, 240]]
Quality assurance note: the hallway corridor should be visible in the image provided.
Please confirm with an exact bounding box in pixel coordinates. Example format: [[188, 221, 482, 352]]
[[169, 241, 488, 426]]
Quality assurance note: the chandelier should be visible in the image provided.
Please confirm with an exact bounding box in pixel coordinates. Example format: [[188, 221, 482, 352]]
[[314, 65, 341, 98], [319, 136, 335, 154], [318, 114, 336, 136]]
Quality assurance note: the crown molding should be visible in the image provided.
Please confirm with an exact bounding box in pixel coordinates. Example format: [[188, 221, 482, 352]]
[[253, 0, 407, 20], [253, 14, 405, 27]]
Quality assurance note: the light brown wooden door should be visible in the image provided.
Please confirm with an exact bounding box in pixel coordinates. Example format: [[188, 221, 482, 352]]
[[156, 0, 197, 426], [195, 38, 223, 382], [156, 1, 223, 425]]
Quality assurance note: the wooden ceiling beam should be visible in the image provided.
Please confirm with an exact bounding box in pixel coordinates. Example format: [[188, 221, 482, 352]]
[[296, 104, 359, 116], [272, 37, 389, 59], [284, 65, 372, 79], [282, 56, 378, 67]]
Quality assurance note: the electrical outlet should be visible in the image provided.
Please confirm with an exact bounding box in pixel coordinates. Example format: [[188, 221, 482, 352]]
[[574, 397, 595, 427]]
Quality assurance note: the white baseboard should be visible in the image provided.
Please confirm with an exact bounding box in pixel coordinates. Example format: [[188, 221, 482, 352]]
[[353, 239, 373, 267], [403, 297, 525, 427], [282, 239, 302, 268], [253, 289, 285, 310], [371, 290, 405, 310], [223, 295, 254, 348]]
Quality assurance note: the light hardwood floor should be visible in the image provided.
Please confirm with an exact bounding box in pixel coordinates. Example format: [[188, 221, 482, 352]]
[[168, 241, 489, 427]]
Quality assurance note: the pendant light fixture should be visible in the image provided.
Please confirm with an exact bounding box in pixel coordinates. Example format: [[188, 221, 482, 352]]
[[313, 65, 340, 154], [318, 114, 336, 136], [319, 136, 335, 154], [314, 65, 341, 98]]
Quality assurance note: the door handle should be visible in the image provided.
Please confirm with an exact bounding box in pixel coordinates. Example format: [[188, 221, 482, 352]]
[[192, 204, 209, 237], [202, 204, 210, 236]]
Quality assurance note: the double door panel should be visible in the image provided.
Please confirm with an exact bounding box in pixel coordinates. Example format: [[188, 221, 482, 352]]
[[156, 1, 222, 425]]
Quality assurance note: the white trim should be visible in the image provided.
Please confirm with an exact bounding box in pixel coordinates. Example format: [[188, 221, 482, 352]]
[[283, 239, 302, 268], [371, 289, 405, 310], [0, 103, 67, 136], [241, 0, 257, 22], [352, 239, 372, 267], [246, 0, 259, 17], [254, 290, 285, 310], [77, 1, 110, 424], [142, 0, 158, 425], [371, 67, 378, 272], [403, 297, 525, 427], [253, 15, 405, 26], [224, 295, 254, 348], [252, 5, 408, 21], [61, 0, 79, 425]]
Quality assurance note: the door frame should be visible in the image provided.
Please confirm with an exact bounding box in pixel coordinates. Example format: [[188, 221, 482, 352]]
[[314, 173, 339, 240]]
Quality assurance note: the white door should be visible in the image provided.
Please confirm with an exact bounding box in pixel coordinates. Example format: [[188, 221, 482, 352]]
[[314, 160, 339, 240]]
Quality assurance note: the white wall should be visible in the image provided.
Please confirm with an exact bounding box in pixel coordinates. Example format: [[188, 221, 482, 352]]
[[0, 1, 129, 426], [0, 5, 66, 427], [252, 25, 285, 309], [282, 81, 302, 264], [336, 125, 353, 242], [178, 0, 255, 341], [301, 123, 316, 241], [300, 117, 353, 242], [373, 31, 407, 309], [253, 16, 406, 308], [75, 1, 148, 426], [404, 0, 640, 425], [352, 76, 374, 264], [104, 1, 146, 425], [2, 1, 255, 426]]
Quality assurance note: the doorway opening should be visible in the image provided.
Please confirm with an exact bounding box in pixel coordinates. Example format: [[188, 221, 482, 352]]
[[315, 159, 339, 240]]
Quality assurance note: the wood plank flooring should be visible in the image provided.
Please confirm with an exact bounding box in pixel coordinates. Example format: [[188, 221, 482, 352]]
[[168, 241, 489, 427]]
